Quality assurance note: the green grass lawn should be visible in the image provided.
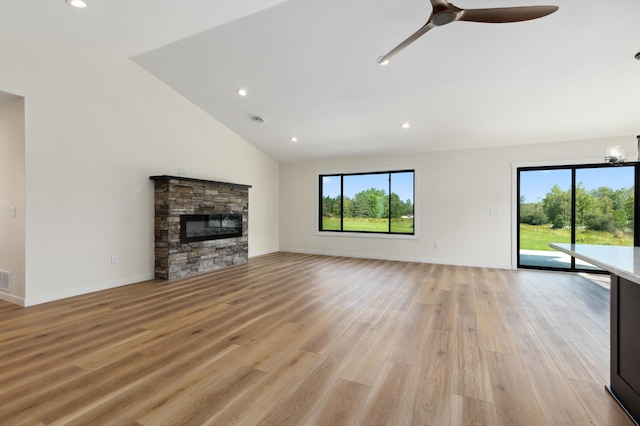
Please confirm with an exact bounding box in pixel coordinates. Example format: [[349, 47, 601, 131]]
[[520, 224, 633, 251], [322, 217, 413, 234], [323, 220, 630, 246]]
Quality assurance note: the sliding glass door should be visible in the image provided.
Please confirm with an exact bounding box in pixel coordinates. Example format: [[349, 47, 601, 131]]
[[518, 164, 636, 272], [519, 168, 573, 269]]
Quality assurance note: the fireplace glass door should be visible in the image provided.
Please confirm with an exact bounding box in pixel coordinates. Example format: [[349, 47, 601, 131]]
[[180, 214, 242, 243]]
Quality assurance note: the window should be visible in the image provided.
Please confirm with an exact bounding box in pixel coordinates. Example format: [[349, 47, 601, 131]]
[[517, 163, 637, 272], [319, 170, 414, 235]]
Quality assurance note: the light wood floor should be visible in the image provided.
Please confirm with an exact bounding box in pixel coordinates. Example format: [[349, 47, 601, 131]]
[[0, 253, 633, 425]]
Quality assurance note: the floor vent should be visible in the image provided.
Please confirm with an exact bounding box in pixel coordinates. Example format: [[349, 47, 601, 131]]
[[0, 270, 11, 292]]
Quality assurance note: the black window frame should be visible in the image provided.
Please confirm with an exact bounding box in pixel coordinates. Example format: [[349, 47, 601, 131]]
[[318, 169, 415, 235]]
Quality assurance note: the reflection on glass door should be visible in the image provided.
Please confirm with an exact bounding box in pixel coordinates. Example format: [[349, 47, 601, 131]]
[[519, 169, 572, 269]]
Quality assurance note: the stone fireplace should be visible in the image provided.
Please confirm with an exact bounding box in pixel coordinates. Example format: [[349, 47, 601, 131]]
[[150, 175, 251, 280]]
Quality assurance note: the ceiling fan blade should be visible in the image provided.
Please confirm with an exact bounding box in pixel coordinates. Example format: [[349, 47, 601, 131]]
[[460, 5, 558, 24], [377, 22, 435, 64], [429, 0, 449, 9]]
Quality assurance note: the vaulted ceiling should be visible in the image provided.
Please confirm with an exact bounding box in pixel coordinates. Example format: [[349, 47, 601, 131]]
[[2, 0, 639, 162]]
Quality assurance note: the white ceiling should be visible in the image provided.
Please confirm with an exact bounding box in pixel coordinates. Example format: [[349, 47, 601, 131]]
[[0, 0, 290, 57], [2, 0, 640, 163]]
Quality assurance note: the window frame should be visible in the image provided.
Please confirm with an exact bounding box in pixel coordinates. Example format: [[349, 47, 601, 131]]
[[318, 169, 416, 237]]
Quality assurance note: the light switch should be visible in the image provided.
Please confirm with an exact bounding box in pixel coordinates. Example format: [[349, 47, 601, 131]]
[[10, 206, 16, 217]]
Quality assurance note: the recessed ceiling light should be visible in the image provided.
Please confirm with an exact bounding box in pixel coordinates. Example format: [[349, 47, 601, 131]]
[[290, 137, 298, 143], [66, 0, 87, 8], [635, 52, 640, 60], [237, 88, 247, 97], [401, 122, 410, 129], [251, 116, 265, 124]]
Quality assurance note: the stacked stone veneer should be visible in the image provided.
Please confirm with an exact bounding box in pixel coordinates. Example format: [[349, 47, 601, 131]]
[[150, 175, 251, 280]]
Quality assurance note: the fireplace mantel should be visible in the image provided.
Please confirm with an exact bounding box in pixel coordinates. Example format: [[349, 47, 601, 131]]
[[150, 175, 251, 190], [151, 175, 251, 280]]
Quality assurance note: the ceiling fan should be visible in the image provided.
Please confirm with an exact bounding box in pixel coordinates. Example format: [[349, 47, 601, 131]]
[[377, 0, 559, 65]]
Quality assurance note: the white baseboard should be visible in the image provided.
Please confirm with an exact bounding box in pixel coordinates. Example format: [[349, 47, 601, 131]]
[[23, 273, 155, 307], [279, 248, 512, 270], [249, 248, 280, 258], [0, 292, 27, 307]]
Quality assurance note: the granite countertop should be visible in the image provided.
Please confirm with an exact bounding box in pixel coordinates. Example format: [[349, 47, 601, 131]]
[[550, 243, 640, 284]]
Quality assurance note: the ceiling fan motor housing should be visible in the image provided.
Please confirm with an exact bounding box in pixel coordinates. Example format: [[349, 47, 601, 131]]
[[433, 11, 457, 26]]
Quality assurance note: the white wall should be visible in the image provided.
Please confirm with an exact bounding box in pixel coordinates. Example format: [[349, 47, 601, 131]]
[[280, 135, 636, 268], [0, 31, 279, 306], [0, 96, 26, 303]]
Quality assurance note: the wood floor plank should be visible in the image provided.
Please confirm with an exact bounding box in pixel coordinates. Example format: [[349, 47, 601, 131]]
[[305, 379, 371, 426], [454, 282, 477, 319], [126, 344, 243, 424], [509, 331, 593, 425], [298, 304, 360, 354], [403, 329, 454, 425], [0, 253, 620, 425], [390, 273, 421, 312], [136, 365, 267, 425], [429, 289, 456, 332], [356, 286, 401, 325], [72, 328, 155, 370], [53, 340, 244, 425], [246, 323, 314, 373], [450, 393, 498, 426], [340, 309, 407, 386], [485, 351, 546, 426], [544, 302, 604, 343], [386, 302, 433, 366], [568, 378, 635, 426], [474, 296, 517, 355], [451, 315, 494, 403], [493, 290, 539, 338], [204, 350, 322, 426], [519, 298, 605, 385], [354, 361, 416, 426], [138, 297, 238, 332], [1, 351, 151, 424], [0, 317, 148, 378], [570, 335, 610, 385], [258, 321, 372, 425], [415, 276, 443, 305], [13, 417, 46, 426], [239, 321, 303, 371]]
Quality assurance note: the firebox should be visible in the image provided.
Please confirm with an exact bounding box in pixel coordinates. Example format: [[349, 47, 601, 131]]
[[180, 214, 243, 243]]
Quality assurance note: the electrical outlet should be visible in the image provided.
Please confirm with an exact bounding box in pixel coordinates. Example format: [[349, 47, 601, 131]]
[[110, 255, 118, 265], [434, 242, 440, 249], [177, 167, 188, 176], [304, 235, 308, 241]]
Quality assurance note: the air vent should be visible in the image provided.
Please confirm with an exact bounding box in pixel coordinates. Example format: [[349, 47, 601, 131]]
[[0, 270, 11, 292]]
